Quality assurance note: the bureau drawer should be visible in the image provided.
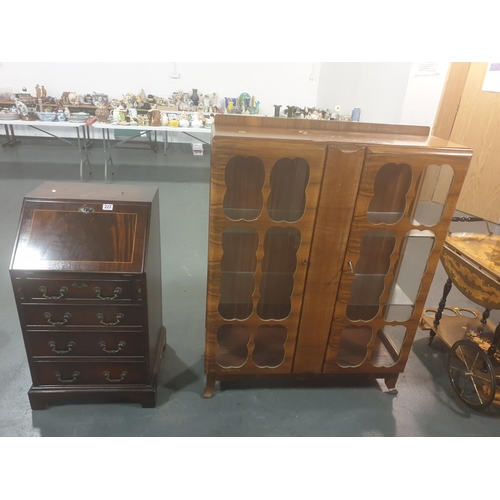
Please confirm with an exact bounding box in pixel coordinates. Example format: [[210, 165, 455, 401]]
[[19, 278, 136, 302], [32, 360, 147, 386], [26, 330, 145, 357], [21, 304, 143, 328]]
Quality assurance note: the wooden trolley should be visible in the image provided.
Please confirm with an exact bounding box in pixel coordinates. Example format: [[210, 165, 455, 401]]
[[420, 231, 500, 410]]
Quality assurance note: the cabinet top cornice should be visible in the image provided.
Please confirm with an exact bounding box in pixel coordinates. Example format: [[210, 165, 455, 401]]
[[213, 115, 471, 152]]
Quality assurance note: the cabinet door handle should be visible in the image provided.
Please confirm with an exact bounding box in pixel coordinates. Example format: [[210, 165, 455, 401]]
[[99, 340, 126, 353], [48, 340, 75, 354], [93, 286, 122, 300], [96, 312, 124, 326], [39, 286, 68, 300], [348, 260, 354, 274], [54, 371, 80, 383], [103, 371, 127, 383], [44, 312, 72, 326]]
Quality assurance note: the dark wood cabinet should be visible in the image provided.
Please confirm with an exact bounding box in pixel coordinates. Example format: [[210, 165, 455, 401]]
[[10, 182, 166, 409], [204, 115, 472, 397]]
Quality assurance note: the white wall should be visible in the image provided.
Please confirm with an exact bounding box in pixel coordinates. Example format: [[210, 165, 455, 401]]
[[0, 61, 448, 141], [400, 62, 449, 126], [317, 62, 413, 124], [0, 62, 320, 118]]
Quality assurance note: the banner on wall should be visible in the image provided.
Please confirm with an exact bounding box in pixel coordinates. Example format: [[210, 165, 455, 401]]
[[482, 63, 500, 93]]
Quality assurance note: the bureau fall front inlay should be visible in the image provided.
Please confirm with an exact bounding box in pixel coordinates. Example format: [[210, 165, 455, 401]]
[[10, 182, 165, 409]]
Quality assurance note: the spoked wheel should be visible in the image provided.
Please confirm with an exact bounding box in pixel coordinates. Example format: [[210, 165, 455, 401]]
[[448, 340, 496, 410]]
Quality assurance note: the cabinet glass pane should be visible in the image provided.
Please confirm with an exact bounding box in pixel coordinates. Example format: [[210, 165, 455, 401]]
[[383, 230, 435, 322], [219, 226, 259, 320], [223, 156, 265, 221], [253, 325, 287, 368], [257, 227, 301, 321], [371, 326, 407, 367], [267, 158, 310, 222], [346, 230, 396, 322], [337, 326, 373, 368], [410, 164, 454, 226], [216, 325, 250, 368], [367, 163, 412, 224]]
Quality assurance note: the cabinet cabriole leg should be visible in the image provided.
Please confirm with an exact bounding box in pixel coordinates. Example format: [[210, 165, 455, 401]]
[[203, 375, 216, 398], [385, 374, 399, 395]]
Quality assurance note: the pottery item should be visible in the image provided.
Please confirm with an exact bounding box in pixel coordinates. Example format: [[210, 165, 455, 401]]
[[179, 119, 189, 128], [57, 110, 66, 121], [168, 119, 179, 127], [92, 93, 108, 106], [37, 111, 56, 121], [95, 106, 110, 123], [148, 109, 161, 127], [68, 112, 90, 123], [161, 112, 168, 126], [191, 89, 199, 106]]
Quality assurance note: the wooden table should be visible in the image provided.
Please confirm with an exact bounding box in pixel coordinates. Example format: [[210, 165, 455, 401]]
[[92, 122, 212, 183], [1, 119, 92, 182]]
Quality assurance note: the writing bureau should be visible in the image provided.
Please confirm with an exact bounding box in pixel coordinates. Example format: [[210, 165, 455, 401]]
[[10, 182, 165, 409]]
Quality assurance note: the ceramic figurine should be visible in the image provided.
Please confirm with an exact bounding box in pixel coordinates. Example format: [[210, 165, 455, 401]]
[[35, 85, 41, 98], [41, 86, 47, 98], [148, 109, 161, 127]]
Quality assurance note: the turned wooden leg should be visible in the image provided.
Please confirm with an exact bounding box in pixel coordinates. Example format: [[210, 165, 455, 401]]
[[203, 374, 216, 398], [487, 321, 500, 358], [385, 374, 399, 395], [477, 308, 491, 334], [429, 278, 453, 345]]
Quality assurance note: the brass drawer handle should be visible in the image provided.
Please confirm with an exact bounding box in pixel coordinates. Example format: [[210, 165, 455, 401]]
[[96, 312, 124, 326], [103, 370, 127, 383], [99, 340, 126, 353], [54, 371, 80, 383], [93, 286, 122, 301], [39, 285, 68, 300], [44, 312, 72, 326], [48, 340, 76, 354]]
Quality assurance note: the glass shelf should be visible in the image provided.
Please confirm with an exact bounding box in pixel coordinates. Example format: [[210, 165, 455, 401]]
[[346, 230, 396, 322], [367, 163, 412, 225], [257, 227, 300, 321], [219, 226, 259, 320], [267, 158, 309, 223], [223, 156, 265, 221], [411, 164, 454, 227], [383, 230, 435, 322]]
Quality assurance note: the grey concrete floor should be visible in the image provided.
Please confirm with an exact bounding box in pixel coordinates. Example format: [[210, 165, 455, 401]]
[[1, 136, 500, 437]]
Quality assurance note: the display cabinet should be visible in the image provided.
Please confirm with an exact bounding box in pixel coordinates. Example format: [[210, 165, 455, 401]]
[[204, 115, 472, 397], [10, 182, 165, 409]]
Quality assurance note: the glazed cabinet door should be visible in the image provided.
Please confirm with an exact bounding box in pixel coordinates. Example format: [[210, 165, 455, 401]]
[[323, 148, 471, 378], [205, 140, 326, 376]]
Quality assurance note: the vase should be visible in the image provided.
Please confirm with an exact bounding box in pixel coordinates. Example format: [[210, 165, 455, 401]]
[[95, 106, 110, 123], [191, 89, 199, 106]]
